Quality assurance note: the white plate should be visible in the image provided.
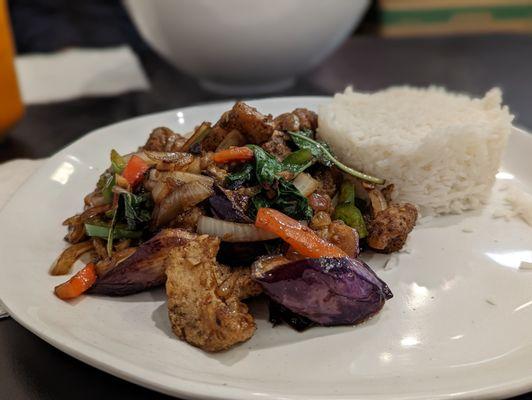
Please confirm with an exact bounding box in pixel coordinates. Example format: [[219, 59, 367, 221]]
[[1, 97, 532, 400]]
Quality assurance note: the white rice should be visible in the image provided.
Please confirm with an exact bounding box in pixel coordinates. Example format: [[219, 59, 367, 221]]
[[318, 86, 514, 215]]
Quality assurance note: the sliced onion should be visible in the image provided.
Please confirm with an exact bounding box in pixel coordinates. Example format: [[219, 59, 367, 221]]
[[149, 169, 213, 186], [144, 150, 193, 164], [151, 180, 173, 203], [368, 188, 388, 215], [215, 130, 246, 151], [51, 241, 94, 275], [293, 173, 319, 197], [197, 216, 277, 242], [185, 156, 201, 174], [154, 181, 213, 227]]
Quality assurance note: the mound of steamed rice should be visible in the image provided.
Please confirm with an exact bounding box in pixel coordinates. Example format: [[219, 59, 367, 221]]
[[318, 86, 514, 215]]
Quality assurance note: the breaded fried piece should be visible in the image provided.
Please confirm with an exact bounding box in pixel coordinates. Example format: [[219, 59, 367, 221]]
[[367, 203, 417, 253], [218, 102, 275, 144], [165, 234, 259, 352], [143, 127, 186, 152]]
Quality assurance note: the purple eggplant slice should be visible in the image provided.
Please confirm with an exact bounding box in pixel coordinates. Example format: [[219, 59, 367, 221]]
[[252, 256, 393, 326], [90, 229, 196, 296], [208, 185, 252, 223]]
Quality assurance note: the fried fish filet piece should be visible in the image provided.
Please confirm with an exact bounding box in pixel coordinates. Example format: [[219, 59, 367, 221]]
[[165, 234, 260, 352]]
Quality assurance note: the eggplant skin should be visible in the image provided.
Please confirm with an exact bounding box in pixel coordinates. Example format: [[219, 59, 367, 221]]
[[89, 229, 195, 296], [253, 257, 393, 326]]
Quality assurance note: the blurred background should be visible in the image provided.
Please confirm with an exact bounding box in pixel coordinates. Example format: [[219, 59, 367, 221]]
[[1, 0, 532, 162]]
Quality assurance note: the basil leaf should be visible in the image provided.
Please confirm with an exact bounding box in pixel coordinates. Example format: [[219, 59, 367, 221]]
[[226, 163, 254, 189], [288, 132, 385, 185], [249, 179, 312, 221], [274, 179, 313, 220], [247, 145, 283, 184], [120, 192, 153, 230]]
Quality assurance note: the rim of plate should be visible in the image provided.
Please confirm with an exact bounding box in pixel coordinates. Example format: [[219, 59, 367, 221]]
[[1, 96, 532, 400]]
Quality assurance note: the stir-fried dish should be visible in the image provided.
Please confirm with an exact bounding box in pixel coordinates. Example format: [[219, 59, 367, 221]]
[[51, 102, 417, 352]]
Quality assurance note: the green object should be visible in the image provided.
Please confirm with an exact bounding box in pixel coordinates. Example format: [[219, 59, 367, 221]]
[[247, 144, 284, 184], [288, 132, 385, 185], [226, 163, 254, 189], [110, 149, 126, 174], [282, 149, 314, 174], [101, 174, 115, 204], [382, 5, 532, 26], [120, 192, 152, 230], [333, 182, 368, 238], [84, 223, 142, 240], [338, 181, 355, 204], [250, 179, 312, 221]]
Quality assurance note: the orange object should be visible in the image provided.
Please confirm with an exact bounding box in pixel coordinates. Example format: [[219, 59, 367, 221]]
[[54, 263, 97, 300], [0, 0, 24, 136], [255, 208, 346, 258], [212, 146, 254, 163], [122, 155, 149, 186]]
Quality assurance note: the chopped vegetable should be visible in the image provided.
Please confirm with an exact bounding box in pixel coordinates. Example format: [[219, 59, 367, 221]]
[[289, 131, 384, 184], [181, 122, 212, 152], [110, 149, 126, 174], [209, 185, 252, 223], [84, 223, 142, 239], [54, 263, 97, 300], [247, 145, 282, 184], [213, 146, 254, 163], [215, 129, 246, 151], [122, 155, 149, 186], [120, 192, 153, 230], [333, 182, 368, 238], [154, 181, 213, 227], [225, 163, 254, 189], [292, 172, 319, 197], [197, 216, 277, 242], [367, 187, 389, 216], [100, 173, 115, 204], [250, 180, 313, 221], [255, 208, 346, 258], [282, 149, 314, 174], [252, 256, 393, 325], [51, 241, 94, 275]]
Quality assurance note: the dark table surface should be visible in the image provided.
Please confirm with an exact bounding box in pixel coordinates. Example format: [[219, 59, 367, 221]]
[[1, 35, 532, 399]]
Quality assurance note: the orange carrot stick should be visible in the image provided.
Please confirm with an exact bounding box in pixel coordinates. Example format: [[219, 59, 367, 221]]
[[255, 208, 346, 258], [212, 146, 254, 163], [54, 263, 97, 300], [122, 155, 149, 186]]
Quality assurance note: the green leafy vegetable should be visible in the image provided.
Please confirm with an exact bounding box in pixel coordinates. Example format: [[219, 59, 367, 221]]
[[288, 131, 385, 185], [333, 182, 368, 238], [110, 149, 126, 174], [84, 223, 142, 240], [250, 180, 312, 220], [100, 174, 115, 204], [247, 145, 283, 184], [226, 163, 254, 189], [120, 192, 152, 230], [273, 179, 313, 220]]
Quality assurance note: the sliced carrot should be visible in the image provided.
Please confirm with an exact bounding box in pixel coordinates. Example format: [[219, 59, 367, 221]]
[[54, 263, 97, 300], [212, 146, 254, 163], [255, 208, 346, 258], [122, 155, 149, 186]]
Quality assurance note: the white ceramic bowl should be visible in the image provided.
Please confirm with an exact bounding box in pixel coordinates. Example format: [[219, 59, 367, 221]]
[[124, 0, 369, 94]]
